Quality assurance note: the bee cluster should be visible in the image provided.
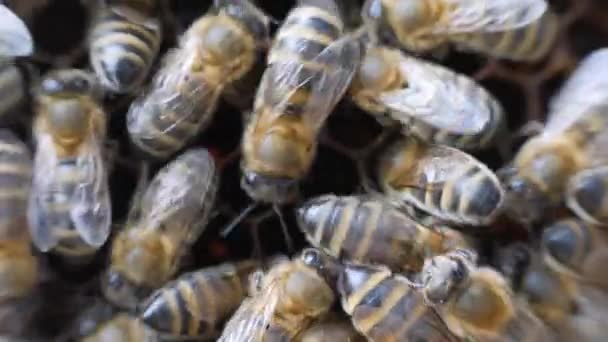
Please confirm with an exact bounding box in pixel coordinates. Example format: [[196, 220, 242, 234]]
[[0, 0, 607, 341]]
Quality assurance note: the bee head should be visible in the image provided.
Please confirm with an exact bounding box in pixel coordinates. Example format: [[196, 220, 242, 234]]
[[241, 171, 299, 205], [500, 167, 548, 224], [421, 250, 474, 305], [40, 69, 95, 97]]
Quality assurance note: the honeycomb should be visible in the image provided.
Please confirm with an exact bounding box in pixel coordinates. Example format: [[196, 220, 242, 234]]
[[2, 0, 608, 340]]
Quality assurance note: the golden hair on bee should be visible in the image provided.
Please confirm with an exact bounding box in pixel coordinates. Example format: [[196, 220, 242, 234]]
[[28, 69, 111, 266], [362, 0, 556, 61], [103, 148, 218, 310], [502, 48, 608, 224], [126, 0, 271, 159], [218, 249, 337, 341], [420, 249, 554, 341]]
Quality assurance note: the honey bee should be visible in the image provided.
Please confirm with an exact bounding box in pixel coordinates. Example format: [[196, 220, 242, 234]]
[[103, 148, 218, 310], [501, 49, 608, 224], [350, 44, 505, 150], [139, 260, 257, 339], [0, 129, 37, 301], [27, 69, 111, 264], [296, 194, 468, 273], [337, 262, 459, 341], [126, 0, 271, 159], [240, 0, 361, 205], [420, 249, 554, 341], [541, 217, 608, 289], [378, 136, 504, 226], [0, 4, 33, 57], [362, 0, 558, 62], [218, 249, 337, 341], [89, 0, 162, 94], [74, 302, 159, 342], [296, 314, 366, 342], [495, 242, 578, 326]]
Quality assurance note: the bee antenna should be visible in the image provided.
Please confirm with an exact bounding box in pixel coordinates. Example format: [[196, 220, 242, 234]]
[[273, 204, 294, 253], [220, 202, 258, 237]]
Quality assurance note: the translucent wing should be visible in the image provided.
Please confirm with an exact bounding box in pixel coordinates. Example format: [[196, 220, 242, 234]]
[[545, 49, 608, 135], [109, 4, 161, 30], [263, 35, 361, 132], [380, 52, 496, 135], [218, 282, 281, 342], [139, 149, 217, 246], [126, 47, 222, 140], [27, 133, 61, 252], [70, 124, 111, 247], [433, 0, 547, 34], [0, 4, 33, 57], [406, 143, 476, 187]]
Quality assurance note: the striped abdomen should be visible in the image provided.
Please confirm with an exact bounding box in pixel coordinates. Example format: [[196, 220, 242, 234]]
[[0, 62, 26, 122], [141, 261, 256, 338], [395, 162, 503, 226], [0, 130, 31, 238], [89, 6, 161, 93], [453, 10, 559, 62], [44, 158, 98, 263], [266, 4, 343, 113], [296, 195, 459, 272], [127, 76, 220, 159], [339, 264, 458, 341]]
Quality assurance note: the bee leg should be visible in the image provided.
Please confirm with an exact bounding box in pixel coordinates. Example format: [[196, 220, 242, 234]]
[[126, 162, 150, 223], [273, 205, 294, 253], [249, 222, 264, 264]]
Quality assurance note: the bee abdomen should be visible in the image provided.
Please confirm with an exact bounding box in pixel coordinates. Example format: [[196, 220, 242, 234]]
[[0, 62, 26, 120], [270, 4, 342, 63], [128, 87, 218, 159], [296, 195, 433, 272], [438, 165, 503, 224], [0, 130, 31, 234], [567, 167, 608, 225], [141, 263, 249, 337], [339, 265, 455, 341], [457, 10, 559, 62], [90, 8, 161, 92]]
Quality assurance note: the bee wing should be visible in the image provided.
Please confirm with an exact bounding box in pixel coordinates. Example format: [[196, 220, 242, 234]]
[[127, 48, 222, 139], [218, 283, 281, 342], [262, 35, 361, 132], [544, 49, 608, 135], [433, 0, 547, 34], [69, 128, 111, 247], [108, 5, 161, 30], [27, 134, 62, 252], [379, 54, 494, 135], [0, 4, 33, 57]]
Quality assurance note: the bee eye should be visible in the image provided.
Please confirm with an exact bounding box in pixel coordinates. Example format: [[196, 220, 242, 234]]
[[302, 249, 321, 267], [71, 77, 90, 92], [41, 78, 63, 94]]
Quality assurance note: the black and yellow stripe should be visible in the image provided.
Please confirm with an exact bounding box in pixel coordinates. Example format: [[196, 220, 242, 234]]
[[454, 10, 559, 62], [296, 195, 451, 272], [0, 63, 26, 122], [0, 130, 31, 237], [141, 261, 255, 338], [89, 3, 162, 93], [339, 264, 457, 341]]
